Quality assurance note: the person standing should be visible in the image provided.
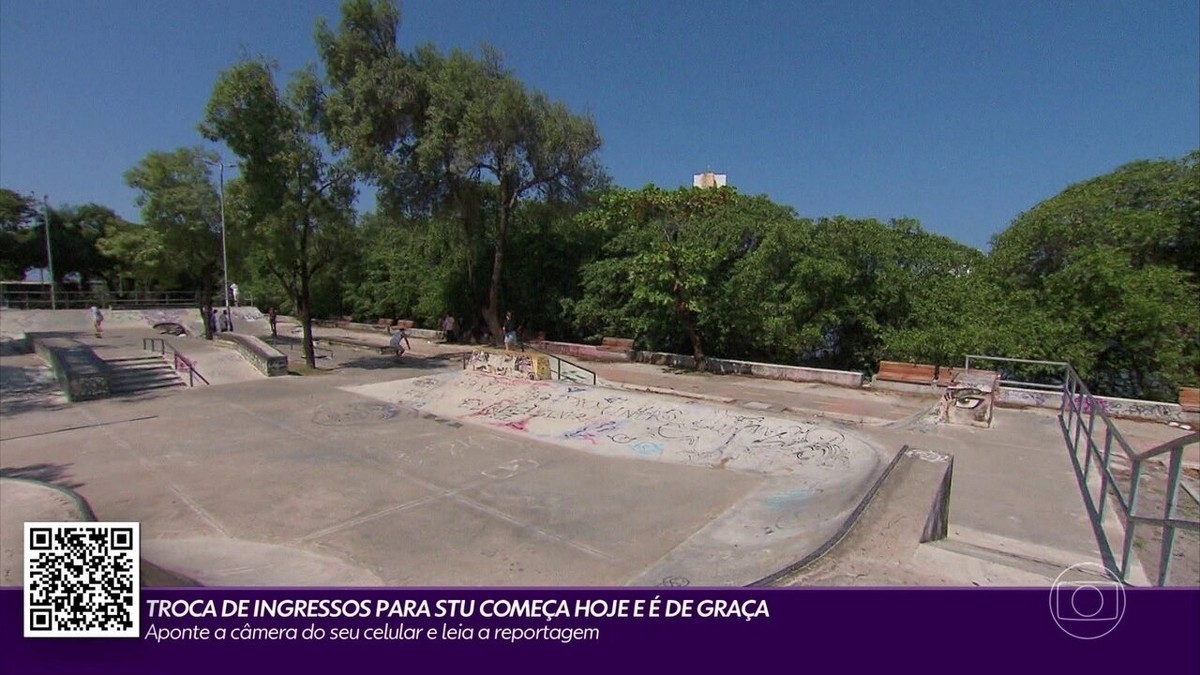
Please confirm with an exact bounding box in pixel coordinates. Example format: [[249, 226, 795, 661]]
[[503, 311, 518, 352], [268, 307, 278, 337], [90, 305, 104, 338], [230, 283, 240, 307], [219, 309, 230, 332]]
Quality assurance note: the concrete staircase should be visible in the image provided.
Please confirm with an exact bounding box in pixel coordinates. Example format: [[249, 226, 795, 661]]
[[105, 355, 185, 395]]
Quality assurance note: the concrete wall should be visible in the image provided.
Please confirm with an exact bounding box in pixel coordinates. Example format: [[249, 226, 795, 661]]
[[214, 333, 288, 377], [28, 335, 109, 401], [465, 350, 551, 380], [630, 350, 865, 388], [996, 386, 1191, 423]]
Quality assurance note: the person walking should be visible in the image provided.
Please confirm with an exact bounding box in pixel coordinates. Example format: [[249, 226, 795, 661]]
[[268, 307, 278, 337]]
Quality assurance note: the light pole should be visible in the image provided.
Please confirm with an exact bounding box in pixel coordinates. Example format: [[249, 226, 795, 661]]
[[41, 195, 56, 310], [207, 157, 236, 332]]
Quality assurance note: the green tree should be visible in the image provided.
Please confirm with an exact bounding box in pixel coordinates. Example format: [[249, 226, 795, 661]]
[[987, 151, 1200, 397], [316, 0, 603, 340], [0, 189, 40, 280], [574, 185, 795, 365], [202, 58, 357, 367], [123, 147, 224, 335]]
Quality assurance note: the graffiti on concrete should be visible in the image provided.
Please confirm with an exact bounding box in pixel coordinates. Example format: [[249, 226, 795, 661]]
[[312, 401, 405, 426], [998, 388, 1055, 408], [368, 371, 879, 478], [465, 351, 549, 380], [904, 447, 950, 464]]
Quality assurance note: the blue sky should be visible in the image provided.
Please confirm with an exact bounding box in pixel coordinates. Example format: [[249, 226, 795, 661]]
[[1, 0, 1197, 251]]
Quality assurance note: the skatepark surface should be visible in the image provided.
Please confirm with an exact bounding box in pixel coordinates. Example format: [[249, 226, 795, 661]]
[[2, 308, 1195, 587]]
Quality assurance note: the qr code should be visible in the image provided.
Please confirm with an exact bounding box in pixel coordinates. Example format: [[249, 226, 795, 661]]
[[24, 522, 140, 638]]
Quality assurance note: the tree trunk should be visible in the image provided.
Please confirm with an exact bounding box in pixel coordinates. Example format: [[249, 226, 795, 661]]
[[483, 198, 510, 344], [299, 273, 315, 369], [677, 300, 705, 369]]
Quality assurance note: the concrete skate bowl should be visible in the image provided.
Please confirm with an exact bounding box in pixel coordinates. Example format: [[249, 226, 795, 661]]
[[345, 370, 895, 586], [0, 477, 202, 588]]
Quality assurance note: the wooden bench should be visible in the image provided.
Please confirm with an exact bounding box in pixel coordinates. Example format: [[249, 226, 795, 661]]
[[1180, 387, 1200, 413], [599, 337, 635, 352], [876, 361, 937, 385]]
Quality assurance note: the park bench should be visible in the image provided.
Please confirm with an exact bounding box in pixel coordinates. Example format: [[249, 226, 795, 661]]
[[875, 361, 938, 385], [599, 337, 635, 352], [1179, 387, 1200, 413], [377, 318, 396, 330]]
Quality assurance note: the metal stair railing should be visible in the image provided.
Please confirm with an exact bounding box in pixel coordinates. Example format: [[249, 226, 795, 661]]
[[142, 337, 209, 387]]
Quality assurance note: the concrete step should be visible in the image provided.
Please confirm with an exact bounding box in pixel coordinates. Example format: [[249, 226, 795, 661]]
[[105, 356, 185, 394]]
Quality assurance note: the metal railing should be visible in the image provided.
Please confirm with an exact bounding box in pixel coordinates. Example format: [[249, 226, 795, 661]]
[[525, 345, 598, 386], [2, 288, 202, 310], [142, 337, 210, 387], [963, 354, 1069, 392], [964, 354, 1199, 586], [1059, 363, 1199, 586], [262, 335, 334, 361]]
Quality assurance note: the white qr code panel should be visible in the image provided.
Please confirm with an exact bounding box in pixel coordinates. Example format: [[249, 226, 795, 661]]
[[24, 522, 140, 638]]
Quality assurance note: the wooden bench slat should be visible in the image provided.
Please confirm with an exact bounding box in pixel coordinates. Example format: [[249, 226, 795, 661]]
[[876, 361, 937, 384], [1180, 387, 1200, 413]]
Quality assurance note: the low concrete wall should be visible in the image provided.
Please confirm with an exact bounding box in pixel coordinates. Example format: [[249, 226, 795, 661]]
[[996, 386, 1191, 423], [528, 340, 630, 362], [629, 350, 865, 388], [28, 335, 109, 401], [465, 350, 551, 380], [214, 333, 288, 377]]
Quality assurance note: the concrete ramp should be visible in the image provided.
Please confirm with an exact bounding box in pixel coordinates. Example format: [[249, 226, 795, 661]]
[[345, 371, 894, 585]]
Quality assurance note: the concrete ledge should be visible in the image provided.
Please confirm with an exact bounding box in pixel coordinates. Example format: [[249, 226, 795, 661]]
[[214, 333, 288, 376], [28, 334, 109, 401]]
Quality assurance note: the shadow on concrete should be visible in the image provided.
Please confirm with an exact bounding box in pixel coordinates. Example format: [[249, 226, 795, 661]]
[[0, 362, 67, 416], [0, 463, 84, 491], [332, 353, 462, 371]]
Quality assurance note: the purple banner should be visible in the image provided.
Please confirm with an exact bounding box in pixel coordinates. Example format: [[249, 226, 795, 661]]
[[2, 588, 1197, 673]]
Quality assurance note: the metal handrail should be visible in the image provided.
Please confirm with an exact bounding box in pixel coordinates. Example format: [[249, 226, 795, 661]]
[[1058, 363, 1199, 586], [964, 354, 1070, 391], [141, 337, 209, 387], [524, 344, 597, 386]]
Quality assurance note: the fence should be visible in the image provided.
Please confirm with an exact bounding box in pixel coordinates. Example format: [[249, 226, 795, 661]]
[[2, 287, 201, 310]]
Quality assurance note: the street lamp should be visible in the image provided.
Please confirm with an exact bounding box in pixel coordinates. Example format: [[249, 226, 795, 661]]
[[32, 193, 56, 309], [206, 157, 237, 332]]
